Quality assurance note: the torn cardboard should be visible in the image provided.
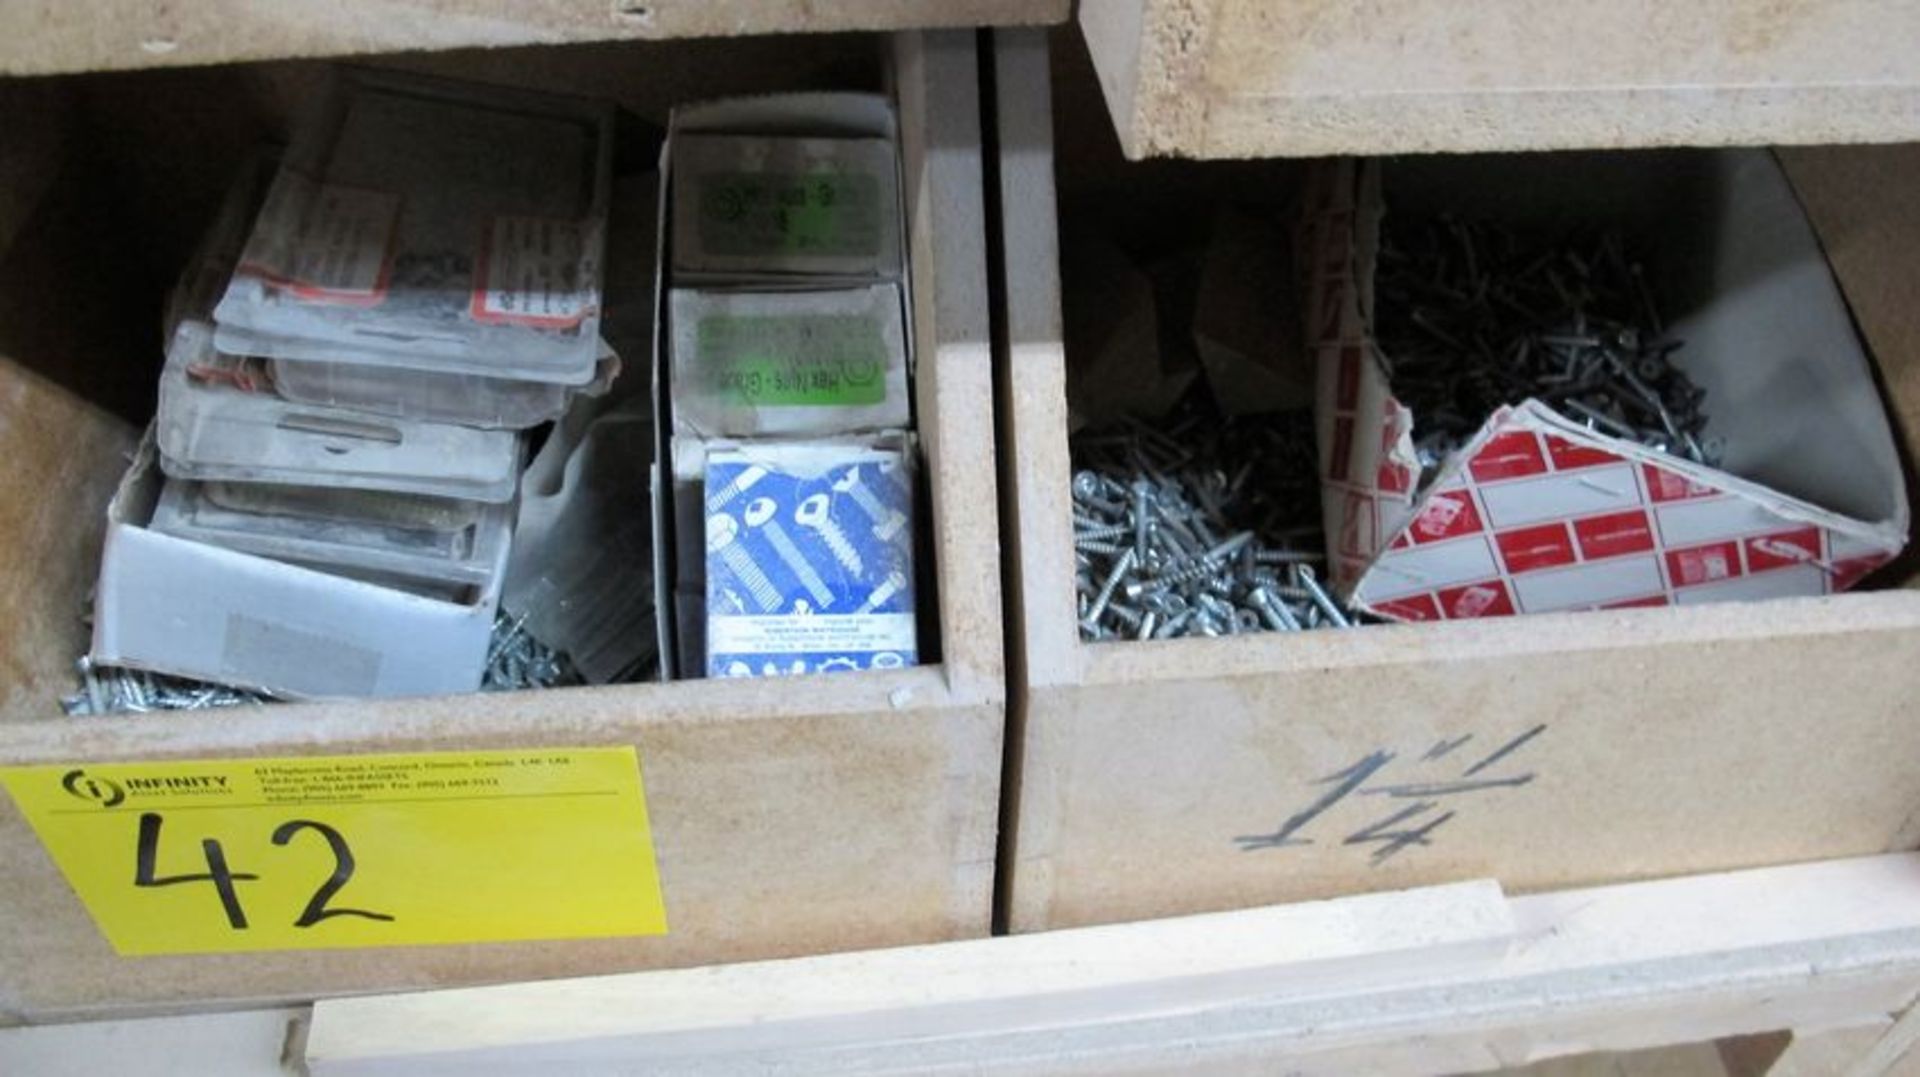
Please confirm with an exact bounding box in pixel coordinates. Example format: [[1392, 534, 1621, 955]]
[[1306, 150, 1909, 621]]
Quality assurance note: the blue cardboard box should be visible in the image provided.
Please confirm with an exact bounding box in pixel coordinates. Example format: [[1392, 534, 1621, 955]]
[[704, 440, 916, 677]]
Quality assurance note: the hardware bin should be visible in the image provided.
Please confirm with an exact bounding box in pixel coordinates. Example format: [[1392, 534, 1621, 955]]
[[992, 28, 1920, 934], [1076, 0, 1920, 158], [0, 30, 1003, 1022]]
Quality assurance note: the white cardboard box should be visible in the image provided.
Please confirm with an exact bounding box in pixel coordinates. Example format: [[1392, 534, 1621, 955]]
[[669, 133, 903, 282], [93, 435, 501, 698], [652, 92, 914, 679], [1309, 151, 1910, 622], [667, 284, 911, 438]]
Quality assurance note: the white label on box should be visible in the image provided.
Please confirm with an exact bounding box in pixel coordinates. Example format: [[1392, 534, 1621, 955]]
[[472, 216, 593, 328], [1511, 556, 1665, 613], [223, 612, 383, 696], [709, 613, 917, 657], [1653, 496, 1786, 546], [1358, 537, 1499, 601], [1476, 464, 1640, 528], [239, 177, 400, 303], [1672, 565, 1825, 605]]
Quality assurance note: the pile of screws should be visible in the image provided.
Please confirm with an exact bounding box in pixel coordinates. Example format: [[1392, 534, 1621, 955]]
[[1375, 218, 1715, 480], [62, 658, 271, 715], [1071, 409, 1360, 642], [63, 612, 582, 714], [480, 612, 583, 692]]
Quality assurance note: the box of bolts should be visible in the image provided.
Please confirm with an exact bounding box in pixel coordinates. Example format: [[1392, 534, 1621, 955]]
[[655, 93, 917, 678], [1304, 151, 1909, 621], [89, 72, 626, 699], [704, 438, 916, 676]]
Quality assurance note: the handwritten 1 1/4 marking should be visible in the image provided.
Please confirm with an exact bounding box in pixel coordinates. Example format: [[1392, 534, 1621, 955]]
[[1234, 723, 1547, 864]]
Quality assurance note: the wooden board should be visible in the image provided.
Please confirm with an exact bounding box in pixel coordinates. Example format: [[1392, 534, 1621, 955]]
[[1077, 1, 1920, 158], [0, 30, 1003, 1023], [0, 0, 1069, 77], [990, 26, 1920, 936], [300, 856, 1920, 1074]]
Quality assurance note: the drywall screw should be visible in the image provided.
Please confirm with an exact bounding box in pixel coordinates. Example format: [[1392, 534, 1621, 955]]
[[1295, 564, 1352, 628], [833, 466, 907, 542], [1082, 548, 1137, 632], [1131, 479, 1155, 563], [794, 493, 864, 575], [744, 496, 835, 610]]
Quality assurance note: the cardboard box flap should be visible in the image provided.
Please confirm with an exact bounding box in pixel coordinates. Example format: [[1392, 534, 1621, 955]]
[[1669, 151, 1906, 528]]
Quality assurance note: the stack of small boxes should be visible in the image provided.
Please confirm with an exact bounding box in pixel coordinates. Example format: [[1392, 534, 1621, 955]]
[[92, 71, 616, 698], [659, 95, 919, 679]]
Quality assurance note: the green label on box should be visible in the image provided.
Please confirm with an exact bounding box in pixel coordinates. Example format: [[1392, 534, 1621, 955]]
[[697, 172, 882, 257], [697, 314, 888, 407]]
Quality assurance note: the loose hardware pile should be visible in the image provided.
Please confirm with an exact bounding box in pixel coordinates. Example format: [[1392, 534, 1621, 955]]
[[1374, 220, 1715, 482], [1071, 410, 1356, 642]]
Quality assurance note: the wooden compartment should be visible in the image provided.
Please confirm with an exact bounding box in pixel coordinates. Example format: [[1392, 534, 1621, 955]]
[[991, 27, 1920, 934], [0, 30, 1003, 1022], [1076, 0, 1920, 158]]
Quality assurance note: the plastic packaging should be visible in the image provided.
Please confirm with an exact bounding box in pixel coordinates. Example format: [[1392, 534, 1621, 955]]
[[668, 284, 910, 438], [151, 477, 512, 589], [202, 481, 482, 533], [503, 397, 657, 683], [213, 70, 614, 384], [239, 335, 621, 430], [157, 320, 524, 503]]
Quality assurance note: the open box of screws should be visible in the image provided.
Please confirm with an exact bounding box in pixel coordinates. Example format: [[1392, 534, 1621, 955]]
[[1071, 406, 1362, 642], [63, 611, 584, 715], [1376, 219, 1715, 485]]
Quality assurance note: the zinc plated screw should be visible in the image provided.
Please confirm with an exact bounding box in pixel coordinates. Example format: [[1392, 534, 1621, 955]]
[[1068, 410, 1361, 644]]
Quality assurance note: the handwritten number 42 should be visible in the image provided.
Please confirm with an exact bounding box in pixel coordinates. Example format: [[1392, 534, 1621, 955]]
[[134, 813, 395, 930]]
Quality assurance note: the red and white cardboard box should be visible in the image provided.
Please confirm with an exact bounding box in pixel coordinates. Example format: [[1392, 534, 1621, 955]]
[[1306, 150, 1909, 622]]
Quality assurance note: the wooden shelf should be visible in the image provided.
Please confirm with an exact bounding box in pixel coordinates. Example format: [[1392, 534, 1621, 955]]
[[1079, 0, 1920, 158], [8, 856, 1903, 1074], [0, 0, 1067, 77]]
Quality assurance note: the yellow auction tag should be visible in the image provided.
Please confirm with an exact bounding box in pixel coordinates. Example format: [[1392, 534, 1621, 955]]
[[0, 747, 667, 955]]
